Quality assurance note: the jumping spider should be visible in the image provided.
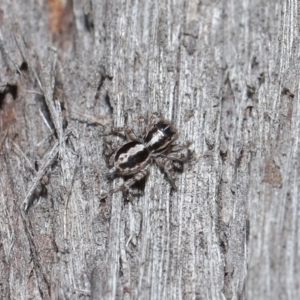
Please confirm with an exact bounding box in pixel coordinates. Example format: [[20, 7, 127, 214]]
[[101, 113, 191, 198]]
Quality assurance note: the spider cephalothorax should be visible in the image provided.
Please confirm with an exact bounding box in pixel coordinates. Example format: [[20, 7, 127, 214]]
[[101, 114, 190, 198]]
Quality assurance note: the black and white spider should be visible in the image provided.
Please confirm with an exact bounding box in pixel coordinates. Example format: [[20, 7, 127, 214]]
[[101, 113, 190, 198]]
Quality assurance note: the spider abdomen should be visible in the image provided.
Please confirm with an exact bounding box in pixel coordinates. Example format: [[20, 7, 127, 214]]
[[113, 141, 150, 176]]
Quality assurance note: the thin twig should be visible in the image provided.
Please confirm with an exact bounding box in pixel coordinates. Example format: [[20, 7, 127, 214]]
[[22, 128, 74, 212]]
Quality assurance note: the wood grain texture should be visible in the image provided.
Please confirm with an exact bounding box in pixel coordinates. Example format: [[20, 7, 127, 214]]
[[0, 0, 299, 299]]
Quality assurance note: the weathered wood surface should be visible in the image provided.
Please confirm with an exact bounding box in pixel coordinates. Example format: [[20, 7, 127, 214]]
[[0, 0, 299, 299]]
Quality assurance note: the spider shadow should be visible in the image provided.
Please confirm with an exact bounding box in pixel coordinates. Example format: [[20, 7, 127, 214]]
[[122, 175, 147, 203], [104, 172, 147, 202]]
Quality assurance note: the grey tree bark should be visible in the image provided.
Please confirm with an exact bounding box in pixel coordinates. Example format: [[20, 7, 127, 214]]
[[0, 0, 299, 299]]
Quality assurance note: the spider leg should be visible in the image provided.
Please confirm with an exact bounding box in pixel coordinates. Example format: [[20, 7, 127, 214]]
[[112, 125, 142, 142], [138, 115, 149, 136], [170, 141, 191, 153], [149, 112, 162, 124], [101, 169, 148, 198], [154, 157, 177, 190], [160, 152, 187, 163]]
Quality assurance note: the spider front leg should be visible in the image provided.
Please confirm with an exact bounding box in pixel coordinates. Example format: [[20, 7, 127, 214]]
[[154, 156, 178, 190], [112, 125, 142, 142], [137, 115, 148, 136], [170, 141, 192, 153], [149, 111, 161, 125], [160, 152, 187, 163], [162, 141, 191, 169], [101, 169, 148, 198]]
